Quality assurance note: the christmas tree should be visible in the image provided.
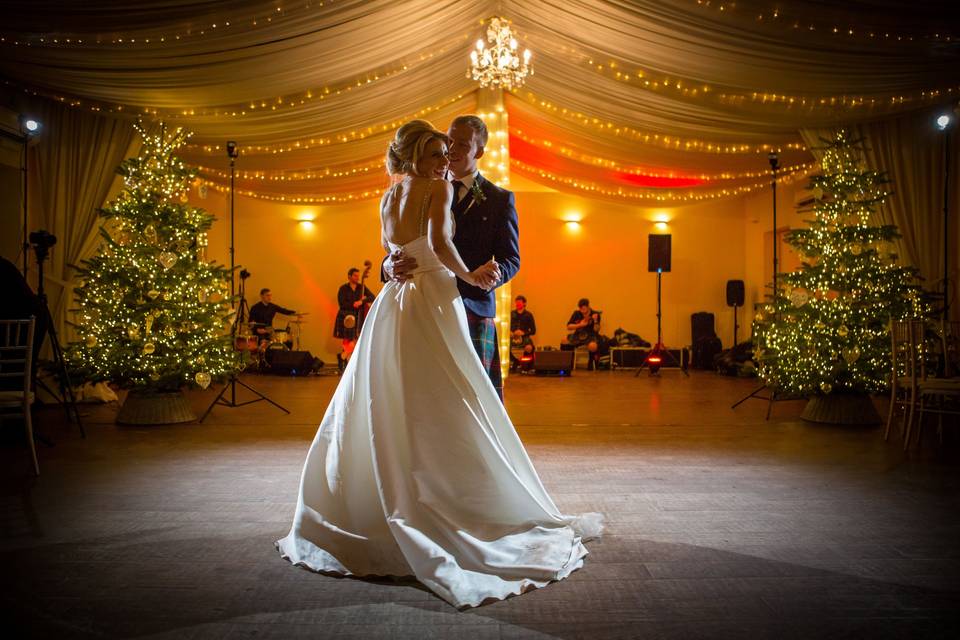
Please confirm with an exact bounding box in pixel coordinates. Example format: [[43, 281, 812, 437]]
[[67, 123, 236, 393], [753, 132, 923, 396]]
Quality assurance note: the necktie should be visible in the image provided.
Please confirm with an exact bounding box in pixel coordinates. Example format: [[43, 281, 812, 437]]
[[451, 180, 466, 202]]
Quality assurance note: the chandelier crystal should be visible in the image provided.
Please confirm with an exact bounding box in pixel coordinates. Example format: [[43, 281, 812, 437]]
[[469, 17, 533, 90]]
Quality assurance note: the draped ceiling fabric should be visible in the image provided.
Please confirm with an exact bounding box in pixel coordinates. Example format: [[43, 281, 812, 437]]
[[1, 0, 958, 205]]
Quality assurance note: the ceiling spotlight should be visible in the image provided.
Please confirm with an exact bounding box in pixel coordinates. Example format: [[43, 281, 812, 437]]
[[936, 114, 952, 131]]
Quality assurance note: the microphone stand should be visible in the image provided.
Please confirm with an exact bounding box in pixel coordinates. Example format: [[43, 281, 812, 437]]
[[199, 142, 289, 422]]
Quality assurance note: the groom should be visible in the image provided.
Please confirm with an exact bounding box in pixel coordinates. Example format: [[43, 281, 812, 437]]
[[384, 115, 520, 400]]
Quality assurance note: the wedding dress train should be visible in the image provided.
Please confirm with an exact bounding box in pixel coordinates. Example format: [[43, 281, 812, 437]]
[[277, 234, 602, 608]]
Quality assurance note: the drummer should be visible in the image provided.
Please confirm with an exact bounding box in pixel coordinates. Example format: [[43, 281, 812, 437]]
[[249, 288, 299, 349]]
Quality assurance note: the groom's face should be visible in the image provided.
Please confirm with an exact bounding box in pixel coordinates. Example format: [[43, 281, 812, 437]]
[[447, 123, 484, 178]]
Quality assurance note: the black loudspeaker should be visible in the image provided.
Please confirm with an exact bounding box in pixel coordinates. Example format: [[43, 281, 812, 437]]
[[726, 279, 745, 307], [691, 312, 716, 343], [268, 350, 316, 376], [533, 349, 574, 376], [648, 234, 671, 272]]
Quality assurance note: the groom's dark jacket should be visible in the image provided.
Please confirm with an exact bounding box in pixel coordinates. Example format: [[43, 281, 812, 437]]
[[451, 173, 520, 318], [382, 172, 520, 319]]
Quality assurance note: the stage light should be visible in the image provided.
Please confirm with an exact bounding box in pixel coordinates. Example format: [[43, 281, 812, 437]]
[[936, 114, 952, 130], [647, 351, 662, 374], [19, 116, 41, 135]]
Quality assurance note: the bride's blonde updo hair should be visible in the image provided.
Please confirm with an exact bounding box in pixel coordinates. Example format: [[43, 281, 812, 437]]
[[386, 119, 449, 176]]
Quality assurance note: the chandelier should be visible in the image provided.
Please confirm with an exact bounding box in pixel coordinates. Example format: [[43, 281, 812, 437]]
[[469, 17, 533, 90]]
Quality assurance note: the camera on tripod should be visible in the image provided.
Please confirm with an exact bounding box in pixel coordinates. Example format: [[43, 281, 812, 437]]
[[29, 229, 57, 261]]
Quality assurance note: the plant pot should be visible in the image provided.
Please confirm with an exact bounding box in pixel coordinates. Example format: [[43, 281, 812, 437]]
[[800, 393, 881, 425], [116, 388, 196, 425]]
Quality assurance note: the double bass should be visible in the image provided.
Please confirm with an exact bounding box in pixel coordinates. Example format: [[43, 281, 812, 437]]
[[342, 260, 373, 333]]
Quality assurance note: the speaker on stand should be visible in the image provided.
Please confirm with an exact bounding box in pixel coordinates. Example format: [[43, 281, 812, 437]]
[[637, 234, 688, 377], [726, 279, 745, 348]]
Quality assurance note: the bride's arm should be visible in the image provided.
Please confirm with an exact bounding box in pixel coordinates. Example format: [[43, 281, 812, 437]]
[[427, 181, 490, 287]]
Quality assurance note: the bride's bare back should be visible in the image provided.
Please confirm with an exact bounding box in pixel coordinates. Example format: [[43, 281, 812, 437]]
[[380, 177, 439, 247]]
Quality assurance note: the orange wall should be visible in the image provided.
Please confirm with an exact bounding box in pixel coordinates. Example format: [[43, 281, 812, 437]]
[[197, 187, 760, 363], [508, 193, 747, 351]]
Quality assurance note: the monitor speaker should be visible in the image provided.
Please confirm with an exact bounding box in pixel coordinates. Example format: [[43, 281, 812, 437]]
[[533, 350, 574, 375], [267, 350, 316, 376], [726, 280, 745, 307], [648, 234, 671, 272]]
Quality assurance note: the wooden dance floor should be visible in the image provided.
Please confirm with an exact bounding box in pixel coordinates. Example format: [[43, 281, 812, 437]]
[[2, 371, 959, 638]]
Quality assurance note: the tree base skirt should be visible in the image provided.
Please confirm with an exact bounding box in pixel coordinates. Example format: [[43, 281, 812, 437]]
[[801, 393, 881, 425], [117, 388, 196, 425]]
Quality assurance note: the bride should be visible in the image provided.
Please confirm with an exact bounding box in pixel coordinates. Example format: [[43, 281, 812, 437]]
[[276, 119, 602, 608]]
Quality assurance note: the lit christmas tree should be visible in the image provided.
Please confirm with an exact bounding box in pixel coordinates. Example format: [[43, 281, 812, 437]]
[[67, 123, 236, 402], [753, 132, 923, 399]]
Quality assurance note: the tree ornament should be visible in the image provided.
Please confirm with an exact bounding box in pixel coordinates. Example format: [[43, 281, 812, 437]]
[[790, 290, 809, 307], [145, 314, 155, 334], [838, 324, 849, 337], [849, 243, 862, 256], [198, 289, 208, 303], [820, 382, 833, 394], [812, 186, 824, 200], [198, 184, 208, 199], [842, 346, 861, 364], [158, 252, 178, 270], [163, 291, 172, 301], [142, 342, 156, 355], [149, 371, 161, 381], [85, 335, 98, 348], [127, 324, 141, 339], [195, 372, 211, 389], [143, 224, 158, 244], [163, 327, 176, 338], [147, 290, 160, 300]]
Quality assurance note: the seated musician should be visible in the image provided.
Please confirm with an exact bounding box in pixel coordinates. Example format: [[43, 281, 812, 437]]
[[561, 297, 602, 369], [334, 267, 375, 371], [249, 288, 298, 349], [509, 295, 536, 371]]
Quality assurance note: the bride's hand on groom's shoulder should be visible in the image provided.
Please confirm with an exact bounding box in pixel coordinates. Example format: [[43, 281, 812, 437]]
[[385, 249, 418, 282]]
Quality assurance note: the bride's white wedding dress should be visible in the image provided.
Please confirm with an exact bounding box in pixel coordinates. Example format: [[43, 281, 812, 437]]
[[277, 195, 602, 608]]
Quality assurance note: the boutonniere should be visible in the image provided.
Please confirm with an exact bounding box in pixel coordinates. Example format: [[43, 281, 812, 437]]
[[462, 181, 486, 216], [470, 181, 486, 203]]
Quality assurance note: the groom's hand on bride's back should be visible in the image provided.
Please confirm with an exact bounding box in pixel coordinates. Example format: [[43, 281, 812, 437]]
[[384, 249, 418, 283]]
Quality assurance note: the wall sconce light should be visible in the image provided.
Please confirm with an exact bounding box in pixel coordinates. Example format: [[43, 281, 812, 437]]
[[297, 211, 317, 231]]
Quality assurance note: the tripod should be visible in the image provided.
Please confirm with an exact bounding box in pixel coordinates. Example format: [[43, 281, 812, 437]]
[[199, 144, 289, 422], [31, 239, 85, 438], [731, 152, 790, 418], [636, 269, 689, 377]]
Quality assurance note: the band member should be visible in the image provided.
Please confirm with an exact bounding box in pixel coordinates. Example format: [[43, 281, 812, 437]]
[[561, 297, 602, 369], [510, 295, 536, 371], [249, 288, 298, 348], [334, 267, 375, 371]]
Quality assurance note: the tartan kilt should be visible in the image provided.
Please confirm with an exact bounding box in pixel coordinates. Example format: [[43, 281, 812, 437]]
[[465, 310, 502, 398], [333, 310, 360, 340]]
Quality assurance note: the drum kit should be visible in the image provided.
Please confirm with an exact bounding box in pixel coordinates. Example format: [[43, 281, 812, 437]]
[[236, 313, 308, 370]]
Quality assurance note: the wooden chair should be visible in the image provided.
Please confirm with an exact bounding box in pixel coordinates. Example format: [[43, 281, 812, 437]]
[[913, 320, 960, 448], [0, 317, 38, 475], [885, 319, 924, 448]]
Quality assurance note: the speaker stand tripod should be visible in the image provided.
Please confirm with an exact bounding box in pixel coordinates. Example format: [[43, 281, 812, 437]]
[[636, 270, 689, 377]]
